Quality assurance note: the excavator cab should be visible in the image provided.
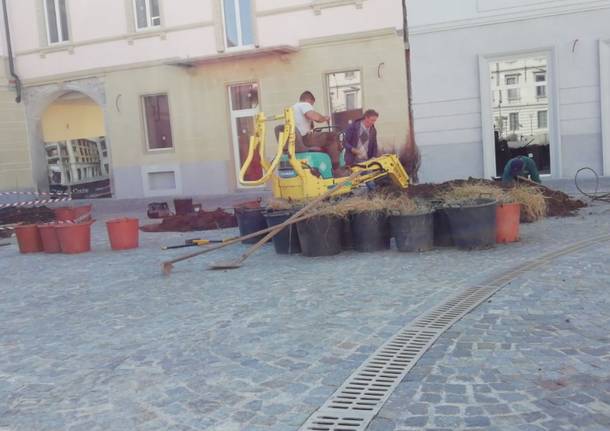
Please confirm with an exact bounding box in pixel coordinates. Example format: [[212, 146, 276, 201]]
[[275, 125, 346, 180], [239, 108, 409, 200]]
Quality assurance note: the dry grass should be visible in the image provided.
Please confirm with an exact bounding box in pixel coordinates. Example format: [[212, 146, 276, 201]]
[[507, 185, 547, 222], [438, 182, 508, 205], [308, 193, 428, 217]]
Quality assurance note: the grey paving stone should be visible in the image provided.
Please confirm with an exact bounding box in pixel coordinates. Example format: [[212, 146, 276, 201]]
[[2, 205, 609, 431], [464, 416, 491, 427]]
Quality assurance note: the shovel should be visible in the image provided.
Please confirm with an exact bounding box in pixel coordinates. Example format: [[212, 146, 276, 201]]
[[161, 213, 313, 275], [208, 170, 362, 270]]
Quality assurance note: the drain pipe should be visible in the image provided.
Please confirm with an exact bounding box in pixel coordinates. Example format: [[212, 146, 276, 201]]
[[401, 0, 419, 182], [2, 0, 22, 103]]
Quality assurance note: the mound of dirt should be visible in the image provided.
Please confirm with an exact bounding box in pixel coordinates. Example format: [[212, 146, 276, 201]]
[[406, 178, 586, 218], [0, 206, 56, 237], [141, 208, 237, 233]]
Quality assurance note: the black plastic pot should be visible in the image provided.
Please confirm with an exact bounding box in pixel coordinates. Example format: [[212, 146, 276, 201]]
[[264, 210, 301, 255], [433, 208, 453, 247], [234, 207, 267, 244], [444, 199, 497, 250], [296, 215, 342, 257], [390, 212, 434, 252], [340, 218, 353, 250], [350, 211, 390, 252]]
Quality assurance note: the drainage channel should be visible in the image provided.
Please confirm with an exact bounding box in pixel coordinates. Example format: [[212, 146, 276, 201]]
[[299, 235, 610, 431]]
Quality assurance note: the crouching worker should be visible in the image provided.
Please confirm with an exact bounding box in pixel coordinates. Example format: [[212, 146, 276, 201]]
[[502, 156, 541, 186], [343, 109, 379, 166]]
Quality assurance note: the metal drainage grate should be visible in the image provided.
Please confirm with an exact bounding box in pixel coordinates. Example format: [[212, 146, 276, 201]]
[[300, 288, 496, 431], [300, 235, 610, 431]]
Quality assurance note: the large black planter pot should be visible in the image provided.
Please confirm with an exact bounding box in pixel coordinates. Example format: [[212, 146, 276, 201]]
[[389, 212, 434, 252], [264, 210, 301, 255], [234, 207, 267, 244], [340, 218, 353, 250], [296, 215, 342, 257], [350, 211, 390, 252], [433, 208, 454, 247], [443, 199, 497, 250]]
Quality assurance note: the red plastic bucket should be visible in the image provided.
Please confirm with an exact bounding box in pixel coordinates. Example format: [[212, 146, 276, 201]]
[[15, 224, 43, 253], [106, 218, 139, 250], [496, 203, 521, 244], [56, 221, 94, 254], [54, 207, 76, 222], [38, 223, 61, 253], [73, 204, 93, 222]]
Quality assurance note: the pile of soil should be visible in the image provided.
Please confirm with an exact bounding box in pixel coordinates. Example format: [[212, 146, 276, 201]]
[[406, 178, 586, 218], [0, 206, 56, 238], [141, 208, 237, 233], [0, 206, 56, 225]]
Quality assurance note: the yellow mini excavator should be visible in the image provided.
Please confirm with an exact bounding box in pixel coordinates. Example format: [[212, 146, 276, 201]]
[[239, 107, 410, 200]]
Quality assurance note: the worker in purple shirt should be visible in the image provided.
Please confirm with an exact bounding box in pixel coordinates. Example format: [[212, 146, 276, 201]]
[[343, 109, 380, 166]]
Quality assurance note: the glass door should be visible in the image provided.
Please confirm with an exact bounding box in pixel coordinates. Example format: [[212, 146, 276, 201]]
[[228, 83, 261, 185]]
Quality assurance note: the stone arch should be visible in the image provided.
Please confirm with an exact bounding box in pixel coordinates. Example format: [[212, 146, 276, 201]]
[[22, 77, 111, 194]]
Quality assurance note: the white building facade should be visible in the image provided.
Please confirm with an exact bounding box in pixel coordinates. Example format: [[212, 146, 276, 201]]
[[407, 0, 610, 182]]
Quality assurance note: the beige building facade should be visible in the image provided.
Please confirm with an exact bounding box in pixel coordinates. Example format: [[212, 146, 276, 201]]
[[1, 0, 410, 198], [0, 58, 31, 191]]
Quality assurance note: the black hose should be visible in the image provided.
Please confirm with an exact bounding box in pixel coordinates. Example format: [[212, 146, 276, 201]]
[[1, 0, 22, 103], [574, 167, 610, 203]]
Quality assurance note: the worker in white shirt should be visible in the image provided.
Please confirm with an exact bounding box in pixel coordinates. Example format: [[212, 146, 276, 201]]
[[291, 91, 348, 177]]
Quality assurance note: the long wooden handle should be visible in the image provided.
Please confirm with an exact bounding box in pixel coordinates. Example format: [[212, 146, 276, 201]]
[[516, 176, 552, 191], [228, 170, 363, 265], [162, 213, 312, 267]]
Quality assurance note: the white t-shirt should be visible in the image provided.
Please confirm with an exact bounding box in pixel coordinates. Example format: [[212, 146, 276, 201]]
[[292, 102, 314, 136]]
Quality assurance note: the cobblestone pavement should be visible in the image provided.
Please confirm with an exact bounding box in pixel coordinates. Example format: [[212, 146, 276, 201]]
[[1, 203, 609, 431]]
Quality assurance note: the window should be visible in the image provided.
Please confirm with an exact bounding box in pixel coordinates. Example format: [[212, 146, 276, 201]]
[[505, 74, 519, 85], [148, 171, 176, 190], [44, 0, 69, 44], [345, 92, 357, 111], [327, 70, 362, 130], [134, 0, 161, 30], [536, 84, 547, 98], [507, 88, 520, 101], [534, 71, 547, 99], [537, 110, 548, 129], [222, 0, 254, 49], [77, 168, 82, 180], [509, 113, 519, 131], [142, 94, 173, 150]]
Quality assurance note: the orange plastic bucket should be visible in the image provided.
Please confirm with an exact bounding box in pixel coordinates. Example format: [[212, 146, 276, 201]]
[[496, 203, 521, 243], [54, 207, 76, 222], [73, 204, 93, 222], [106, 218, 139, 250], [56, 221, 94, 254], [15, 224, 43, 253], [38, 223, 61, 253]]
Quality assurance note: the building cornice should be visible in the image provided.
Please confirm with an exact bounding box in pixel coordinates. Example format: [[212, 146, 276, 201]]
[[410, 0, 610, 35], [256, 0, 365, 17], [15, 20, 215, 57], [299, 27, 398, 48]]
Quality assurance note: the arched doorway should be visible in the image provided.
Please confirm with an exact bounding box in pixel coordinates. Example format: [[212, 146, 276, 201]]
[[41, 91, 112, 198]]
